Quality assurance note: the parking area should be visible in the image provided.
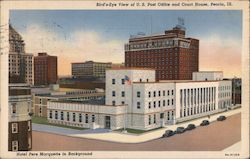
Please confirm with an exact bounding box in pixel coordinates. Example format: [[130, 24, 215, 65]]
[[32, 113, 241, 151]]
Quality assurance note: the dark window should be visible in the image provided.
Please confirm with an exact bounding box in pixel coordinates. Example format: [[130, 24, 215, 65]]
[[148, 92, 151, 98], [55, 111, 58, 119], [79, 114, 82, 122], [148, 102, 151, 109], [137, 102, 141, 109], [112, 91, 116, 97], [92, 115, 95, 122], [112, 79, 115, 84], [67, 112, 69, 121], [60, 112, 64, 120], [137, 91, 141, 97], [121, 79, 125, 84], [112, 101, 115, 106], [121, 91, 125, 97], [85, 114, 88, 123], [73, 113, 76, 122], [153, 91, 156, 97]]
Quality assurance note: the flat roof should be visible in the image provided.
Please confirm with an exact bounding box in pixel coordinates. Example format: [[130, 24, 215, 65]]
[[133, 80, 228, 84], [107, 67, 155, 71], [36, 92, 104, 98], [193, 71, 223, 73], [51, 98, 125, 107]]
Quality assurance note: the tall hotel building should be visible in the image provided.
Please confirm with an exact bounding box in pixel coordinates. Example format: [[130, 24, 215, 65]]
[[34, 52, 58, 86], [125, 25, 199, 80], [9, 25, 33, 85]]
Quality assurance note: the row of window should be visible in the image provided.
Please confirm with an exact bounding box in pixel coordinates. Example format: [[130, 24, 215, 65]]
[[148, 99, 174, 109], [180, 87, 216, 107], [148, 111, 174, 125], [219, 85, 231, 91], [219, 92, 231, 98], [148, 90, 174, 98], [11, 121, 31, 134], [180, 104, 216, 117], [49, 111, 95, 123]]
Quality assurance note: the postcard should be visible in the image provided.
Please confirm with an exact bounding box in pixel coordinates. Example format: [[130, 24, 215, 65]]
[[0, 0, 249, 158]]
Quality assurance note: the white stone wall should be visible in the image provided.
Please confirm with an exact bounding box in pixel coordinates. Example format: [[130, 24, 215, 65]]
[[218, 80, 232, 109], [9, 95, 32, 122], [192, 72, 223, 81], [175, 81, 219, 121]]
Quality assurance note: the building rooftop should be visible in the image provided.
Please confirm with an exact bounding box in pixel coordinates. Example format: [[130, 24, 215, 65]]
[[133, 79, 229, 84], [193, 71, 223, 73], [31, 87, 96, 95], [51, 98, 125, 107], [107, 67, 155, 71], [37, 92, 104, 98]]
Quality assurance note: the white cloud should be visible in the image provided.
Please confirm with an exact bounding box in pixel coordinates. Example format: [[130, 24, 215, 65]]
[[21, 24, 125, 76]]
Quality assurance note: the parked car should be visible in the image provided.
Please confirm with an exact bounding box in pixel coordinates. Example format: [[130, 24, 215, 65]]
[[162, 130, 175, 138], [186, 124, 196, 130], [175, 127, 186, 134], [217, 115, 226, 121], [200, 120, 210, 126]]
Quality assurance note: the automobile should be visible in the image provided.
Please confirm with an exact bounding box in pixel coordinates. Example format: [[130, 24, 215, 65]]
[[185, 124, 196, 130], [200, 120, 210, 126], [217, 115, 226, 121], [162, 130, 175, 138], [175, 127, 186, 134]]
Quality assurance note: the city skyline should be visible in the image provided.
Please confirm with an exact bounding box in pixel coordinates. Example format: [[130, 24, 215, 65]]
[[10, 10, 242, 78]]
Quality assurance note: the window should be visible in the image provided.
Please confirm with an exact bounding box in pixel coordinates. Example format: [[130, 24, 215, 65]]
[[140, 79, 142, 82], [148, 92, 151, 98], [172, 99, 174, 105], [55, 111, 58, 119], [137, 91, 141, 97], [153, 91, 156, 97], [28, 121, 31, 131], [163, 100, 166, 106], [85, 114, 89, 123], [167, 90, 170, 96], [153, 101, 156, 108], [158, 101, 161, 107], [153, 114, 156, 123], [12, 103, 16, 114], [49, 110, 52, 119], [121, 91, 125, 97], [92, 115, 95, 122], [12, 123, 18, 133], [137, 102, 141, 109], [148, 115, 151, 125], [67, 112, 70, 121], [146, 79, 149, 82], [112, 101, 115, 106], [160, 113, 164, 119], [121, 79, 125, 84], [148, 102, 151, 109], [112, 79, 115, 84], [121, 101, 125, 105], [163, 91, 165, 96], [167, 99, 170, 106], [12, 141, 18, 151], [79, 114, 82, 122], [73, 113, 76, 122], [167, 112, 170, 120], [158, 91, 161, 96], [172, 90, 174, 95], [61, 112, 64, 120], [112, 91, 116, 97]]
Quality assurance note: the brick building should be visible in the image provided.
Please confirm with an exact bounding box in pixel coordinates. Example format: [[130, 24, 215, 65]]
[[34, 53, 58, 86], [125, 25, 199, 81], [9, 75, 32, 151]]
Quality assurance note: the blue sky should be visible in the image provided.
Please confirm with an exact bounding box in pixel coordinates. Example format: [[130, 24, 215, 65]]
[[10, 10, 242, 77]]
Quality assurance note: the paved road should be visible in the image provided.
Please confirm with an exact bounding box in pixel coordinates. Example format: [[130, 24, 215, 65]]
[[32, 113, 241, 151]]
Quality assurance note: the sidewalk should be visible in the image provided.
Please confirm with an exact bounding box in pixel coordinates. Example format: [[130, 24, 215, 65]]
[[69, 108, 241, 143]]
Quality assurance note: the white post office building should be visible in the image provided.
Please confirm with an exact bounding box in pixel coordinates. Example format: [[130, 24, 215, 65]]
[[47, 68, 232, 130]]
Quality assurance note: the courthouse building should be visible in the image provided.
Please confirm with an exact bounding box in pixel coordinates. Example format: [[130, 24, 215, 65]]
[[47, 68, 232, 130]]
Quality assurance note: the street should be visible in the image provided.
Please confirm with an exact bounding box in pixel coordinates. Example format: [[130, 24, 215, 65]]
[[32, 113, 241, 151]]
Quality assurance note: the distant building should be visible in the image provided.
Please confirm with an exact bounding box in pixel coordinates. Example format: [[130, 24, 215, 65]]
[[192, 71, 223, 81], [71, 61, 112, 79], [34, 52, 58, 86], [47, 68, 232, 130], [125, 25, 199, 81], [32, 87, 104, 117], [9, 75, 32, 151], [232, 78, 241, 104], [9, 25, 33, 85]]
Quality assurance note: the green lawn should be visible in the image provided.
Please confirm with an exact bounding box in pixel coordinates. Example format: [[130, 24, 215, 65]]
[[115, 127, 163, 134], [31, 116, 87, 130]]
